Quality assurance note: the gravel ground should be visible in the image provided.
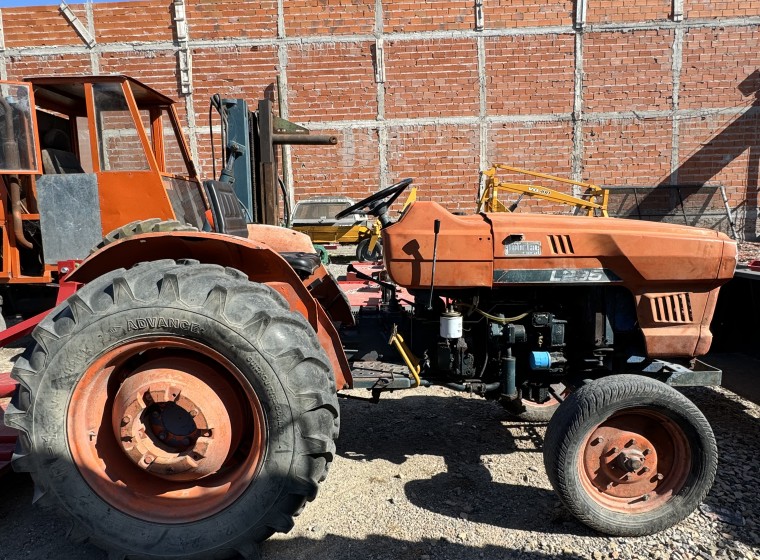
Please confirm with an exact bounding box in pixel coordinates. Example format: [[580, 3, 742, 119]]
[[0, 251, 758, 560]]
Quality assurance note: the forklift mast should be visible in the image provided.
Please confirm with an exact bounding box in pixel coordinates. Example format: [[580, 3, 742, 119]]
[[212, 96, 337, 226]]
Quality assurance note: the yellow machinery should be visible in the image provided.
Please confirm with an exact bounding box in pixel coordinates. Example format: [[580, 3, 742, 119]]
[[477, 164, 609, 216], [292, 188, 417, 262]]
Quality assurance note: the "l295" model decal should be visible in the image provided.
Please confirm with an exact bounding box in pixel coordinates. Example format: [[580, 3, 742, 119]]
[[493, 268, 622, 284]]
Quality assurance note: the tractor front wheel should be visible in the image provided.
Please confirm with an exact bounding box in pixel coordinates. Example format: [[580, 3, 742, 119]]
[[543, 374, 716, 536], [4, 260, 339, 559]]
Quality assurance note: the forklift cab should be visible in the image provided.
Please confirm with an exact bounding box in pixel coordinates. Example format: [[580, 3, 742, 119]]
[[0, 75, 208, 280]]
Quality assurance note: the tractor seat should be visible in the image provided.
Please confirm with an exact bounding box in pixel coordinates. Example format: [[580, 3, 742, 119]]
[[41, 149, 85, 174], [279, 251, 321, 278]]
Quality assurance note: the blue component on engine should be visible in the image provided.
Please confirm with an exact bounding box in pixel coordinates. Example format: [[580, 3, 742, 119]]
[[529, 351, 552, 370]]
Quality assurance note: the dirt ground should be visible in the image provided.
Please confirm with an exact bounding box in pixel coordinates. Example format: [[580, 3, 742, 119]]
[[0, 333, 759, 559], [0, 251, 759, 559]]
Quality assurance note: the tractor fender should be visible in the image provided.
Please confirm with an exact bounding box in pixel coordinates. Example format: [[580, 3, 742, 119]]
[[67, 231, 353, 390]]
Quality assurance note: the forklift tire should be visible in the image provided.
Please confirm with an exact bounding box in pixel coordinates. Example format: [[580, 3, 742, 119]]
[[356, 238, 382, 262], [91, 218, 197, 252], [543, 375, 716, 536], [4, 260, 339, 559]]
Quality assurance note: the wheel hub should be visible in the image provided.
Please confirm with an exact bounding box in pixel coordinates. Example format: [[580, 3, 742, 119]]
[[112, 358, 232, 481], [580, 409, 692, 513]]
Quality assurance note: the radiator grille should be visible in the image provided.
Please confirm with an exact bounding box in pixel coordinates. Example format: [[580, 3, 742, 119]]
[[652, 293, 693, 323], [547, 234, 574, 255]]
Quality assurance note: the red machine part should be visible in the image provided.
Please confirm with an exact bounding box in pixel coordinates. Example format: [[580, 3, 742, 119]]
[[339, 262, 412, 310], [67, 337, 265, 523], [579, 408, 691, 513]]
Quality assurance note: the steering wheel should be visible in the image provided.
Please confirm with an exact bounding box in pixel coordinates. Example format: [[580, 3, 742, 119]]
[[335, 178, 413, 227]]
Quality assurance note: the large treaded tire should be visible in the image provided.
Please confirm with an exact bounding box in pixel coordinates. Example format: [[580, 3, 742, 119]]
[[91, 218, 197, 253], [4, 260, 339, 559], [543, 374, 716, 536]]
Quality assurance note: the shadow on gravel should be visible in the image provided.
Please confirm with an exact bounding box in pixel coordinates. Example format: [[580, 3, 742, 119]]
[[264, 534, 586, 560], [681, 386, 760, 551], [0, 472, 106, 560], [337, 393, 591, 536]]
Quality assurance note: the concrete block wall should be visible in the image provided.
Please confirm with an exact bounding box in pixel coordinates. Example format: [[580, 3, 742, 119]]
[[0, 0, 759, 237]]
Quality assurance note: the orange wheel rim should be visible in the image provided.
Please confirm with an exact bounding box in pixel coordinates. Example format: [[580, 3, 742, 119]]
[[67, 336, 266, 523], [578, 408, 691, 514]]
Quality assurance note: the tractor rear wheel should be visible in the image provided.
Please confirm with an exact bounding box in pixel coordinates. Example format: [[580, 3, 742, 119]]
[[92, 218, 197, 252], [543, 375, 716, 536], [4, 260, 339, 559]]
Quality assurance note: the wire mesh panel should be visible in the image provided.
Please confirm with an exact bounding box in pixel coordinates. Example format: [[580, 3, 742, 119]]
[[606, 185, 734, 236]]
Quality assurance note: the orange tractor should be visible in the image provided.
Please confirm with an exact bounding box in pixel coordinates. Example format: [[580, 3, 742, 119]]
[[0, 76, 737, 559]]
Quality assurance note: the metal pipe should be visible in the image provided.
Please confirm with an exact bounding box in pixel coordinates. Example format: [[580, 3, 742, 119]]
[[272, 133, 337, 145], [10, 177, 32, 249], [427, 219, 441, 310], [501, 352, 517, 398], [0, 96, 33, 250], [444, 381, 501, 394]]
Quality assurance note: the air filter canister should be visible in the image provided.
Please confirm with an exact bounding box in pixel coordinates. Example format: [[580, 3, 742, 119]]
[[440, 311, 463, 339]]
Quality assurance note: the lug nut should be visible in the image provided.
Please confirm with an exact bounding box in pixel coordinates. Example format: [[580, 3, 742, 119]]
[[190, 410, 198, 417], [144, 455, 154, 464], [641, 494, 650, 502], [592, 437, 604, 445], [655, 473, 664, 481], [159, 431, 167, 441]]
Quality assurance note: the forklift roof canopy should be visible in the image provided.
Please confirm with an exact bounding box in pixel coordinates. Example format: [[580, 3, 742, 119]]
[[25, 75, 176, 115]]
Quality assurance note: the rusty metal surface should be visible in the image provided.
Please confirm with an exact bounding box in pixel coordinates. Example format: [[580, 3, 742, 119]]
[[579, 409, 691, 514], [383, 200, 736, 357], [68, 232, 353, 389], [67, 336, 265, 523]]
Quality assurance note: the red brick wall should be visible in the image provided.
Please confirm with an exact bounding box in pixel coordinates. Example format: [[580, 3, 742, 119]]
[[284, 0, 375, 36], [287, 43, 377, 121], [291, 128, 381, 200], [93, 1, 173, 43], [6, 53, 93, 81], [1, 0, 758, 237], [584, 30, 673, 112], [680, 26, 760, 110], [387, 124, 479, 211], [586, 0, 672, 24], [487, 0, 574, 28], [385, 38, 479, 119], [3, 5, 86, 48], [583, 118, 673, 185], [384, 1, 471, 32], [186, 0, 278, 40], [485, 34, 575, 115]]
